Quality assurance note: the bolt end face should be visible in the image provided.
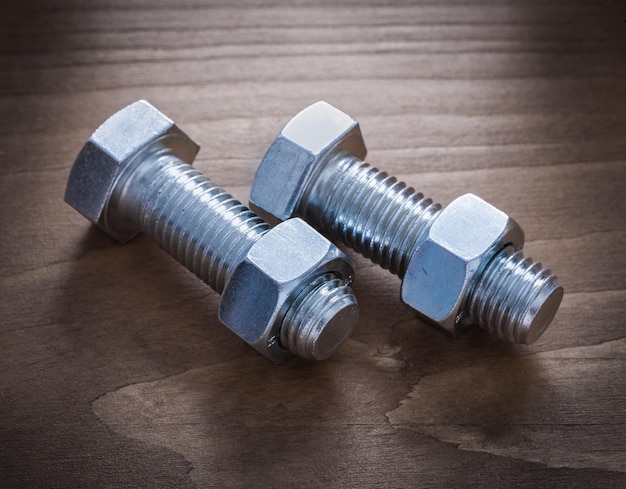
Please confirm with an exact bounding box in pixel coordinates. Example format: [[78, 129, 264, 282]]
[[65, 100, 199, 242], [281, 276, 359, 361], [250, 101, 366, 225], [519, 280, 564, 344]]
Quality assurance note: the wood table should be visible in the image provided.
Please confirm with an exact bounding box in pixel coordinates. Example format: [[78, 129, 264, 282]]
[[1, 1, 624, 487]]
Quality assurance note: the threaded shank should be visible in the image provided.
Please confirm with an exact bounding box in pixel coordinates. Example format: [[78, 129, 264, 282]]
[[129, 152, 268, 293], [300, 154, 441, 277], [116, 149, 359, 360], [466, 246, 564, 344], [281, 275, 359, 360]]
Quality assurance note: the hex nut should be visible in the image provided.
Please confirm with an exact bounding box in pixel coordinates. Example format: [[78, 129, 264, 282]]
[[219, 218, 354, 363], [250, 101, 367, 225], [401, 193, 525, 335], [65, 100, 199, 242]]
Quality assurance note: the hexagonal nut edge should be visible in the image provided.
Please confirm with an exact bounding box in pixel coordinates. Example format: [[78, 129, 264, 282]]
[[401, 193, 524, 335], [218, 218, 354, 363]]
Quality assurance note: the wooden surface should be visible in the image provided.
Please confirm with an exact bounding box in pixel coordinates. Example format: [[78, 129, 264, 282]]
[[1, 1, 625, 488]]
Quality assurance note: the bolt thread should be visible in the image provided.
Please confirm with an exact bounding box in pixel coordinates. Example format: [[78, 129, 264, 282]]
[[130, 151, 268, 293], [300, 154, 441, 278], [297, 152, 561, 343], [466, 246, 563, 344], [120, 149, 358, 359], [281, 275, 359, 360]]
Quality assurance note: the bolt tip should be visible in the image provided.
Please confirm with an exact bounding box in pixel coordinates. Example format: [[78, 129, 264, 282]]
[[309, 289, 359, 360], [468, 247, 564, 345], [517, 280, 564, 345], [281, 277, 359, 360]]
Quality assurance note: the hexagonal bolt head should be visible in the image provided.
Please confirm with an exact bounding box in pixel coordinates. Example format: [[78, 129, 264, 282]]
[[250, 101, 367, 224], [65, 100, 200, 242], [219, 218, 357, 363], [402, 193, 525, 335]]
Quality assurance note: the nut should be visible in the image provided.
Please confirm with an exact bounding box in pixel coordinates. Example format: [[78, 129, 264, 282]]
[[65, 100, 199, 242], [219, 218, 354, 363], [401, 193, 524, 335], [250, 101, 367, 225]]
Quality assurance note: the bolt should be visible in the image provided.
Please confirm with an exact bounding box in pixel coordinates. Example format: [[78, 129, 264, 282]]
[[250, 101, 563, 345], [65, 100, 359, 363]]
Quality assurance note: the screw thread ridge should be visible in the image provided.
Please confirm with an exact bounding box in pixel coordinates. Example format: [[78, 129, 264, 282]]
[[134, 154, 268, 293], [281, 275, 359, 360], [466, 246, 563, 344], [302, 154, 441, 277]]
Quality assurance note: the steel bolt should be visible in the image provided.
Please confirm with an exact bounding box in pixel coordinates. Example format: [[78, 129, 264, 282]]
[[65, 100, 359, 363], [250, 101, 563, 345]]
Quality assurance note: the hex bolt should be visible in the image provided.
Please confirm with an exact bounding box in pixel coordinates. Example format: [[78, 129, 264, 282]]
[[250, 101, 563, 345], [65, 100, 359, 363]]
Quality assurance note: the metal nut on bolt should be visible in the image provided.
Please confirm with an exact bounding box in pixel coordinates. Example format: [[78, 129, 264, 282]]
[[65, 100, 359, 363], [250, 101, 563, 345], [402, 194, 524, 334], [220, 218, 357, 360]]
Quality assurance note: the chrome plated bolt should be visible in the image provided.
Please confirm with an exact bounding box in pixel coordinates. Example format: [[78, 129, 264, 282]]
[[250, 101, 563, 345], [65, 100, 359, 363]]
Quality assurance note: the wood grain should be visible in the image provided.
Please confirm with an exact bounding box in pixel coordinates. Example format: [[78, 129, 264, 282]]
[[1, 1, 624, 487]]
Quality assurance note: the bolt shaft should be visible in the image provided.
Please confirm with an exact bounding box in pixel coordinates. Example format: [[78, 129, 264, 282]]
[[466, 245, 562, 344], [118, 149, 268, 294], [298, 152, 562, 344], [299, 154, 441, 278], [111, 147, 356, 359]]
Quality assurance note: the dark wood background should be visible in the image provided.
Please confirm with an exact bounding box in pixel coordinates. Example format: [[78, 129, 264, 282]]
[[1, 1, 624, 488]]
